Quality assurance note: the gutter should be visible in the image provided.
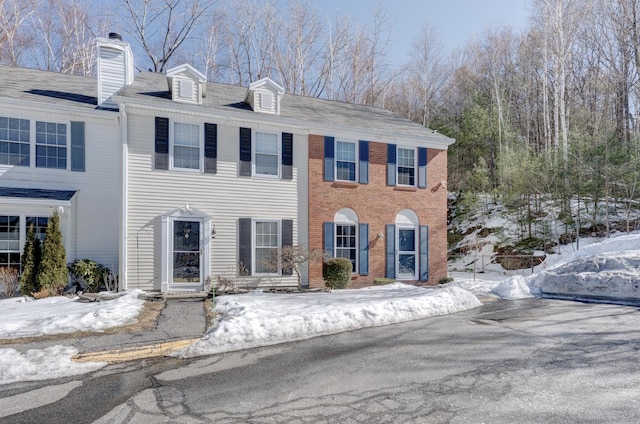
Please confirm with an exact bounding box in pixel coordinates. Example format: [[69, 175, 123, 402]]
[[119, 103, 128, 291]]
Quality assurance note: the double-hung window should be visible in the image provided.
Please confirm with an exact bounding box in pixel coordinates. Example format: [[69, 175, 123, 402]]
[[336, 224, 357, 272], [173, 122, 200, 170], [254, 220, 280, 274], [26, 216, 49, 242], [36, 121, 67, 169], [0, 215, 20, 270], [254, 132, 279, 176], [335, 141, 357, 182], [0, 117, 30, 167], [397, 147, 416, 186]]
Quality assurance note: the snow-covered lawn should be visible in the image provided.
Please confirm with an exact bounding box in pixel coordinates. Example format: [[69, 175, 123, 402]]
[[1, 233, 640, 385], [178, 284, 481, 358]]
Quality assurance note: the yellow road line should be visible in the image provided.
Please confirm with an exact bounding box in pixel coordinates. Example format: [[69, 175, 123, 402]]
[[72, 338, 200, 364]]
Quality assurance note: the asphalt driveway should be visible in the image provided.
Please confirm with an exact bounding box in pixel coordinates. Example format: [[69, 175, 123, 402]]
[[4, 298, 640, 423]]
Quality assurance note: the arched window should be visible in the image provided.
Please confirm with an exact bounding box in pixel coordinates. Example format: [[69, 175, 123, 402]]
[[385, 209, 428, 281], [323, 209, 369, 275], [334, 208, 358, 273], [394, 210, 419, 280]]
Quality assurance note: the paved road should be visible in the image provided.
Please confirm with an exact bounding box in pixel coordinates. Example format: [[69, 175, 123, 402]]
[[3, 298, 640, 423]]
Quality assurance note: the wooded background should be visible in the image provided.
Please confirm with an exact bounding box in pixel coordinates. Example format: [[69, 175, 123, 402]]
[[3, 0, 640, 232]]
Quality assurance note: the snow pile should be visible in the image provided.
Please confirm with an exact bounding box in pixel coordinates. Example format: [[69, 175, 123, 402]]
[[0, 346, 105, 385], [531, 251, 640, 301], [178, 283, 481, 357], [0, 290, 145, 339], [490, 275, 533, 300]]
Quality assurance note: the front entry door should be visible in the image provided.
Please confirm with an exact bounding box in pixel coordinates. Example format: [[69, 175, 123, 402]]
[[397, 227, 417, 280], [171, 219, 203, 289]]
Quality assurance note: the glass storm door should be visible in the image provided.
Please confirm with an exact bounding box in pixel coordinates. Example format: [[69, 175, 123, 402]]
[[397, 227, 416, 279], [172, 220, 202, 285]]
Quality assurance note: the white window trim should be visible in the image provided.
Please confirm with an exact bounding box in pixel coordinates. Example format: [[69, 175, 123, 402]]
[[34, 120, 69, 171], [170, 121, 202, 172], [334, 140, 358, 183], [335, 222, 358, 274], [396, 146, 417, 187], [0, 117, 72, 170], [396, 224, 418, 280], [252, 131, 281, 179], [160, 207, 212, 293], [252, 218, 282, 276]]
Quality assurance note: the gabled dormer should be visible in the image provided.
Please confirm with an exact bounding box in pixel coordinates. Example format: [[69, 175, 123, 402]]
[[245, 77, 284, 114], [166, 64, 207, 105]]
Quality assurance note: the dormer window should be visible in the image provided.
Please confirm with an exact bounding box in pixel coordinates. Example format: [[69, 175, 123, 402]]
[[245, 77, 284, 115], [166, 64, 206, 105]]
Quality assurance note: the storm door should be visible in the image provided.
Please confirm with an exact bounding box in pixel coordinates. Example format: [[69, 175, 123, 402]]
[[171, 219, 202, 288], [396, 226, 417, 279]]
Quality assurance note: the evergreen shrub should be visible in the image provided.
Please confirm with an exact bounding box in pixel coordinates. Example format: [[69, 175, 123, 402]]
[[323, 258, 352, 289], [36, 211, 67, 295], [20, 224, 42, 296], [68, 259, 107, 293]]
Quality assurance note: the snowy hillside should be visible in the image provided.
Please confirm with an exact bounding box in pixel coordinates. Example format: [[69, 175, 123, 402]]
[[447, 192, 638, 278]]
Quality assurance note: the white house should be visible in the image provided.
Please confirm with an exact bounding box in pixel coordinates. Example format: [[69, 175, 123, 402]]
[[0, 65, 121, 272]]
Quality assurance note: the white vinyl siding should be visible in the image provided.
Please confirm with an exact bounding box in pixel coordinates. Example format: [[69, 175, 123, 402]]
[[125, 110, 305, 291], [0, 104, 120, 268]]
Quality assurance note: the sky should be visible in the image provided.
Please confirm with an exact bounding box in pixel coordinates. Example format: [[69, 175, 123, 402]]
[[314, 0, 531, 65], [3, 232, 640, 386]]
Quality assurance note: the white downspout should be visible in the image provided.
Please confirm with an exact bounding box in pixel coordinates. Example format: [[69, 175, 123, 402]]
[[119, 104, 128, 291]]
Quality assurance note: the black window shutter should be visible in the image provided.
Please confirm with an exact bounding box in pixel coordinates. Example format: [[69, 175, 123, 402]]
[[387, 144, 396, 186], [155, 117, 169, 170], [239, 218, 252, 275], [204, 123, 217, 174], [70, 121, 85, 172], [282, 132, 293, 180], [282, 219, 293, 275], [359, 140, 369, 184], [239, 127, 252, 176], [324, 136, 335, 181]]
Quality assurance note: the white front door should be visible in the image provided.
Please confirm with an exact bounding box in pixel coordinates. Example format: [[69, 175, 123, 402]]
[[396, 226, 417, 280], [170, 218, 203, 290]]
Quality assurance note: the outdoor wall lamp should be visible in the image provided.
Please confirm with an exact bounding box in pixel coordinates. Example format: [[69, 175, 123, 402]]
[[377, 232, 385, 240]]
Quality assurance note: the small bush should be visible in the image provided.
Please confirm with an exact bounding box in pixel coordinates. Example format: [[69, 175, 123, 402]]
[[438, 277, 454, 284], [68, 259, 107, 293], [323, 258, 352, 289], [0, 267, 19, 298], [373, 277, 395, 285]]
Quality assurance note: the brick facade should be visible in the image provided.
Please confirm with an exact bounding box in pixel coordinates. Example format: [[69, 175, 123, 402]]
[[308, 134, 449, 288]]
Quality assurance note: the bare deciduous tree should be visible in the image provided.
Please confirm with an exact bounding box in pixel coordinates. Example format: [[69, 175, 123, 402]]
[[0, 0, 35, 66], [120, 0, 215, 72]]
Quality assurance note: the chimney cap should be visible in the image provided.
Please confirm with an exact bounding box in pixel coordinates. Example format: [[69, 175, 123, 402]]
[[108, 32, 123, 41]]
